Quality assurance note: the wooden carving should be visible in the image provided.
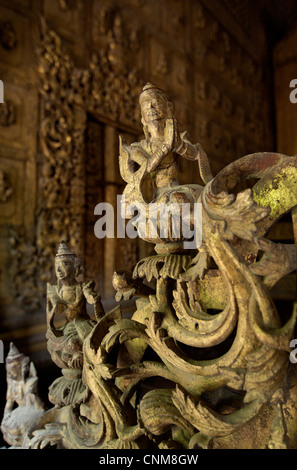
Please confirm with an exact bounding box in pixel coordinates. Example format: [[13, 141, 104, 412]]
[[46, 241, 105, 406], [1, 343, 45, 447], [5, 84, 297, 450]]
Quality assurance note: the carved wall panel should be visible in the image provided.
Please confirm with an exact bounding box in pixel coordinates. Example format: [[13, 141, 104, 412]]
[[43, 0, 85, 37], [191, 2, 272, 171], [84, 118, 105, 294], [0, 84, 30, 152], [36, 20, 143, 305], [0, 157, 23, 225]]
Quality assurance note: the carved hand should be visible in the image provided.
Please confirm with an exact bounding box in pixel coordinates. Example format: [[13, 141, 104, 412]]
[[146, 118, 177, 173], [146, 144, 170, 173], [83, 280, 101, 304]]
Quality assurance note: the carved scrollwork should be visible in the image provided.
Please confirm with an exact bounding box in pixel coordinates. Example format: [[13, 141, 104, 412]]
[[0, 20, 17, 50], [22, 80, 297, 450], [8, 228, 43, 312]]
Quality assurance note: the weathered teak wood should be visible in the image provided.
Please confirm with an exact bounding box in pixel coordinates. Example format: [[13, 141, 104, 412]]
[[3, 84, 297, 450]]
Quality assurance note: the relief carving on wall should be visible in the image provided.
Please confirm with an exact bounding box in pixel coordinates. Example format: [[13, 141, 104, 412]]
[[36, 19, 143, 293], [0, 20, 17, 50], [191, 1, 266, 165], [0, 100, 16, 127], [2, 12, 143, 313], [8, 228, 42, 312]]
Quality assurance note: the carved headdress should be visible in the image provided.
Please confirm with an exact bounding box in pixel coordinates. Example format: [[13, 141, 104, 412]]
[[56, 241, 76, 258], [139, 82, 168, 104], [139, 82, 174, 110], [6, 342, 29, 376], [6, 343, 24, 364]]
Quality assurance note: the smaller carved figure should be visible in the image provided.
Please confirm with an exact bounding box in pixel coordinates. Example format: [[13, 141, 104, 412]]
[[46, 241, 104, 406], [1, 343, 45, 447]]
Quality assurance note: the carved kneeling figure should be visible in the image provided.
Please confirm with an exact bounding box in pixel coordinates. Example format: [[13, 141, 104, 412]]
[[1, 343, 45, 447]]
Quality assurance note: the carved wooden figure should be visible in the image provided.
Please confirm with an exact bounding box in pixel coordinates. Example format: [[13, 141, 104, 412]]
[[46, 241, 104, 406], [1, 343, 45, 447]]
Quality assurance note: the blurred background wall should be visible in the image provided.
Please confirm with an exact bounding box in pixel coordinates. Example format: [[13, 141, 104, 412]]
[[0, 0, 297, 439]]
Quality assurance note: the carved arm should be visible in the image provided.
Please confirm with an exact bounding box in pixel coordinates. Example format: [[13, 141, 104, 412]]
[[175, 131, 213, 184], [250, 238, 297, 288], [82, 280, 105, 321]]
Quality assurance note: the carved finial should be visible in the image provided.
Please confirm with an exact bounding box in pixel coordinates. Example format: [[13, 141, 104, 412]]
[[139, 82, 167, 104], [6, 342, 24, 363], [56, 240, 75, 258], [142, 82, 157, 92]]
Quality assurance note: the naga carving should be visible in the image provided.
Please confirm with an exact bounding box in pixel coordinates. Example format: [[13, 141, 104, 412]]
[[3, 84, 297, 450]]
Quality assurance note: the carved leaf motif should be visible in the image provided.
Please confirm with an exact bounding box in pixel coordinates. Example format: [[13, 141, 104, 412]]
[[30, 423, 65, 449], [84, 344, 113, 381], [138, 389, 194, 443], [134, 257, 160, 281], [248, 295, 297, 353], [115, 289, 136, 302], [170, 279, 238, 348], [267, 403, 288, 449], [179, 250, 208, 281], [102, 319, 148, 353], [243, 347, 289, 404], [172, 281, 205, 331], [203, 187, 270, 241], [133, 254, 192, 281], [172, 387, 261, 438], [145, 311, 164, 344]]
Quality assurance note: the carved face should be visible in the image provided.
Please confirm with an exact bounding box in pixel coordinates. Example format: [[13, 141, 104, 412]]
[[55, 256, 77, 283], [6, 362, 20, 380], [6, 359, 27, 381], [140, 93, 169, 124]]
